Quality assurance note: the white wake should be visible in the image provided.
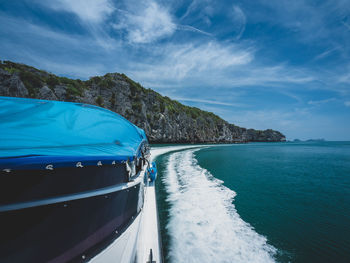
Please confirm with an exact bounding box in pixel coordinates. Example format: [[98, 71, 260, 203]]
[[157, 148, 277, 263]]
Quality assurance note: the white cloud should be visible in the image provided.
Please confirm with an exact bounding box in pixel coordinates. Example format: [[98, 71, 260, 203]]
[[231, 5, 246, 39], [345, 101, 350, 107], [308, 98, 336, 105], [176, 24, 213, 37], [179, 2, 247, 40], [338, 72, 350, 84], [39, 0, 124, 50], [128, 41, 253, 81], [170, 42, 252, 76], [1, 12, 316, 92], [248, 0, 350, 46], [0, 13, 122, 78], [0, 13, 121, 53], [38, 0, 117, 49], [173, 97, 246, 107], [228, 65, 315, 87], [225, 107, 348, 140], [180, 0, 213, 24], [219, 108, 312, 139], [113, 1, 176, 43], [313, 47, 338, 61], [31, 57, 105, 79], [279, 91, 303, 103], [180, 0, 201, 20], [122, 40, 319, 95], [45, 0, 115, 23]]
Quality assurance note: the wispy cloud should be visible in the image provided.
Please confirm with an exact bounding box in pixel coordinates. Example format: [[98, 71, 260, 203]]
[[228, 65, 315, 86], [227, 106, 349, 140], [124, 41, 318, 94], [43, 0, 115, 24], [127, 41, 254, 81], [176, 24, 213, 37], [39, 0, 119, 49], [224, 108, 311, 132], [345, 101, 350, 107], [113, 1, 215, 43], [308, 98, 336, 105], [180, 0, 213, 24], [113, 1, 175, 44], [341, 21, 350, 31], [231, 5, 246, 40], [337, 70, 350, 84], [0, 13, 120, 77], [313, 47, 338, 61], [180, 0, 201, 20], [179, 1, 247, 40], [0, 8, 317, 91], [173, 97, 246, 107], [249, 0, 350, 48], [33, 0, 118, 50], [278, 91, 303, 103]]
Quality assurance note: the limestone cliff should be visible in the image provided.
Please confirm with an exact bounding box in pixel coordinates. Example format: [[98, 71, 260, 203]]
[[0, 60, 286, 143]]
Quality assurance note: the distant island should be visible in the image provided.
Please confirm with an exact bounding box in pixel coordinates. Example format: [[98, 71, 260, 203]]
[[0, 60, 286, 143], [306, 139, 325, 142], [292, 139, 325, 142]]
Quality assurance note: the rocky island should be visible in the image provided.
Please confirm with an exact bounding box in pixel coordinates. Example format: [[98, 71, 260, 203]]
[[0, 60, 286, 143]]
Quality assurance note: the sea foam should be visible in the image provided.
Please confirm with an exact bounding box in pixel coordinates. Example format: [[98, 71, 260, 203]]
[[163, 149, 277, 263]]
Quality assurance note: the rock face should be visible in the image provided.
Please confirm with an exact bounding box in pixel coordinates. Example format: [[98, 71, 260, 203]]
[[0, 60, 286, 143], [0, 68, 28, 97]]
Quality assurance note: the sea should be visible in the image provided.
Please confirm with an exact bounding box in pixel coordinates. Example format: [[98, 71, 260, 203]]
[[152, 141, 350, 263]]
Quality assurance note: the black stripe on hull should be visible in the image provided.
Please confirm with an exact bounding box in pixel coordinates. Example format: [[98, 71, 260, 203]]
[[0, 182, 143, 263], [0, 164, 129, 206]]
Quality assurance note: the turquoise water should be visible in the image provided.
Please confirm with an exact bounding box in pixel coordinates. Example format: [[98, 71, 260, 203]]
[[154, 142, 350, 263]]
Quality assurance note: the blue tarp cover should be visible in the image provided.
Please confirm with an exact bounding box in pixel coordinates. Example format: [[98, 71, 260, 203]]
[[0, 97, 147, 170]]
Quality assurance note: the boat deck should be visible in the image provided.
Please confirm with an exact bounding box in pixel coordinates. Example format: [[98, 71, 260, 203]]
[[136, 181, 162, 263]]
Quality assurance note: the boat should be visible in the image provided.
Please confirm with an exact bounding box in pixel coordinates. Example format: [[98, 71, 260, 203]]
[[0, 96, 162, 263]]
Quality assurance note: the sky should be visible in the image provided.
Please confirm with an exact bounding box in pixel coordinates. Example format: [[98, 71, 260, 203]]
[[0, 0, 350, 140]]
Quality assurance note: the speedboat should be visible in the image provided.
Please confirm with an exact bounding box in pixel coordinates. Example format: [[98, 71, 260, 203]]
[[0, 97, 161, 263]]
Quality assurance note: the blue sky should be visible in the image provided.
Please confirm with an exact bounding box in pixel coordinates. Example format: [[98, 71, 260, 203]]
[[1, 0, 350, 140]]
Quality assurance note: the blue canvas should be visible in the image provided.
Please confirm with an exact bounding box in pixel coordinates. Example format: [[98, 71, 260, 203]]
[[0, 97, 147, 170]]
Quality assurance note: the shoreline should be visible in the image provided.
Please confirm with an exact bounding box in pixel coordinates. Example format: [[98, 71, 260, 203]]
[[150, 141, 287, 146]]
